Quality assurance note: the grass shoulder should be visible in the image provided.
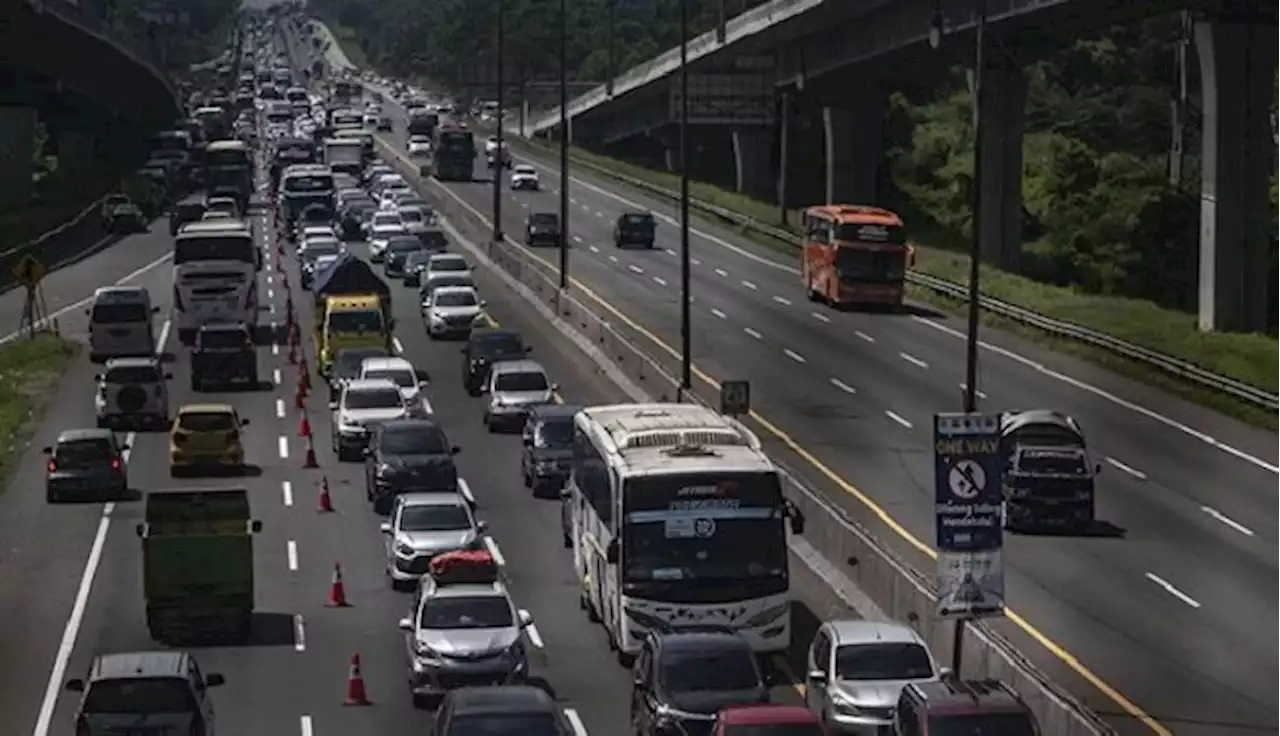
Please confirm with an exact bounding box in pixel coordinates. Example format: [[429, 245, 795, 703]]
[[509, 135, 1277, 408], [0, 333, 79, 492]]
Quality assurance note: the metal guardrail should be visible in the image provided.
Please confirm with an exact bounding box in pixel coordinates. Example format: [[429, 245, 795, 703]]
[[0, 195, 113, 294], [509, 136, 1279, 412]]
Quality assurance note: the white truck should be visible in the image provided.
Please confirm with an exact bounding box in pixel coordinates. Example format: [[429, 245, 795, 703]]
[[323, 138, 364, 178]]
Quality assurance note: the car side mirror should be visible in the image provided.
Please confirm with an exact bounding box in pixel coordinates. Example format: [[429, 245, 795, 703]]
[[398, 617, 413, 631], [65, 679, 85, 692], [518, 609, 533, 628], [164, 373, 173, 380], [521, 435, 532, 446], [479, 299, 488, 307], [240, 419, 250, 426], [938, 666, 953, 679], [790, 514, 805, 535], [524, 346, 532, 354], [205, 673, 226, 687], [379, 522, 392, 533], [550, 383, 559, 392], [559, 488, 572, 500], [151, 306, 161, 313], [119, 443, 131, 452], [450, 445, 461, 455], [605, 539, 619, 564], [41, 446, 52, 455], [762, 672, 775, 687], [329, 401, 339, 410], [362, 447, 373, 457], [476, 520, 488, 533], [807, 669, 828, 684], [1095, 463, 1103, 474]]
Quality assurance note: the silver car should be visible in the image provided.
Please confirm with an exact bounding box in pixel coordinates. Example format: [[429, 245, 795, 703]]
[[66, 651, 225, 735], [804, 620, 942, 733], [398, 577, 534, 707], [330, 378, 410, 461], [483, 359, 556, 432], [381, 493, 487, 590]]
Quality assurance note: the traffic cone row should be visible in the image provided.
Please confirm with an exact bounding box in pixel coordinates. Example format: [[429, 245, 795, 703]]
[[287, 324, 299, 365], [295, 383, 307, 410]]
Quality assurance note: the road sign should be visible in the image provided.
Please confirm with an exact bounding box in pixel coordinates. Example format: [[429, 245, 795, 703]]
[[719, 380, 750, 416], [934, 412, 1005, 619], [12, 255, 45, 289]]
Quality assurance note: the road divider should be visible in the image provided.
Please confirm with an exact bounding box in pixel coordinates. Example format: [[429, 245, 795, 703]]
[[374, 136, 1123, 736]]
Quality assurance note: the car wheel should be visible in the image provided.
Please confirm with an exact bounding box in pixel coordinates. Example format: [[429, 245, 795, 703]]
[[522, 467, 531, 488], [45, 488, 59, 504], [562, 529, 572, 548]]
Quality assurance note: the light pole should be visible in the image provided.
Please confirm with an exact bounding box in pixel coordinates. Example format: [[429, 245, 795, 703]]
[[558, 0, 570, 290], [492, 0, 505, 245], [605, 0, 616, 96], [678, 0, 692, 398]]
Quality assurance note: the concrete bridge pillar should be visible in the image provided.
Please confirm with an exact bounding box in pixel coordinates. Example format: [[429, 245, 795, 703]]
[[1194, 20, 1276, 333], [0, 107, 37, 205], [731, 126, 773, 198], [822, 88, 884, 205], [976, 54, 1027, 272]]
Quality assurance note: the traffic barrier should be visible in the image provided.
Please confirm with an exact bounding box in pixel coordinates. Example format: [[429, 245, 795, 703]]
[[327, 563, 350, 607], [317, 476, 334, 512], [287, 326, 299, 365], [384, 143, 1116, 736], [297, 407, 312, 438], [343, 652, 370, 705], [302, 436, 319, 469], [295, 383, 307, 410]]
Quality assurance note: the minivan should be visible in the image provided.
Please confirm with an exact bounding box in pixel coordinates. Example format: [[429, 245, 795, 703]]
[[86, 286, 158, 362]]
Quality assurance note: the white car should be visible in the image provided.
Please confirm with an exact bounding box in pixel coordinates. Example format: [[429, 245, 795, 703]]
[[423, 253, 471, 284], [397, 206, 430, 236], [368, 215, 406, 262], [330, 378, 411, 461], [422, 286, 485, 339], [484, 136, 499, 155], [407, 135, 432, 157], [358, 356, 429, 414], [363, 113, 378, 128], [95, 357, 171, 430], [510, 165, 539, 191], [380, 186, 414, 210]]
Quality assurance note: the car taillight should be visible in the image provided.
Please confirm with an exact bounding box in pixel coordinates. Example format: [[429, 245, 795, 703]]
[[173, 434, 187, 446], [191, 718, 207, 736], [47, 460, 56, 473], [75, 718, 90, 736], [110, 457, 123, 471]]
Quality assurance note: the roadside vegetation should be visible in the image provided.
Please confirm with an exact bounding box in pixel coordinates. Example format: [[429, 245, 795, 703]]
[[0, 334, 78, 490], [314, 1, 1278, 404]]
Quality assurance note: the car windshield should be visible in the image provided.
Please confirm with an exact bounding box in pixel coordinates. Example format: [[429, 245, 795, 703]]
[[430, 258, 467, 272], [419, 596, 513, 629], [91, 303, 149, 323], [56, 439, 114, 463], [529, 213, 558, 227], [104, 365, 161, 383], [435, 291, 477, 307], [198, 329, 248, 349], [515, 166, 535, 175], [389, 239, 422, 254], [406, 252, 431, 267], [400, 209, 424, 224], [429, 276, 474, 291], [83, 677, 197, 714], [372, 215, 402, 228], [471, 333, 524, 359], [345, 388, 403, 410], [419, 231, 448, 250], [450, 714, 561, 736], [834, 643, 934, 681], [400, 504, 470, 531], [364, 368, 416, 388], [305, 240, 341, 256], [328, 310, 384, 333], [724, 725, 823, 736], [495, 371, 547, 392], [382, 425, 448, 454], [661, 648, 760, 692], [178, 412, 237, 431], [622, 213, 653, 228], [535, 420, 572, 448]]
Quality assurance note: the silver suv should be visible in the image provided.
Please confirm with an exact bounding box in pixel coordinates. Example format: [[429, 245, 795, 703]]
[[381, 493, 488, 591], [483, 359, 556, 432], [95, 357, 172, 430], [398, 575, 534, 708], [330, 378, 410, 461], [65, 650, 225, 735]]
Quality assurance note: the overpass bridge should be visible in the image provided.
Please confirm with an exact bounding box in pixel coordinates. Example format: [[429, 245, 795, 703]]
[[525, 0, 1277, 333], [1, 0, 182, 205]]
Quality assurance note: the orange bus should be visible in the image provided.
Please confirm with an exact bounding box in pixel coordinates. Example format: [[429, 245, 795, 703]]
[[801, 204, 914, 307]]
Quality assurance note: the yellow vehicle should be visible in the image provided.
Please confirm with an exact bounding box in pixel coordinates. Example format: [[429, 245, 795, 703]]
[[319, 294, 391, 374], [169, 403, 249, 477]]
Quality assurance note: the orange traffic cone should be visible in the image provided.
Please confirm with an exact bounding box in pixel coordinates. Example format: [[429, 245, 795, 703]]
[[297, 407, 312, 438], [287, 334, 298, 365], [327, 563, 350, 607], [343, 652, 370, 705], [303, 434, 319, 469], [317, 476, 334, 512], [295, 384, 307, 410], [298, 356, 311, 393]]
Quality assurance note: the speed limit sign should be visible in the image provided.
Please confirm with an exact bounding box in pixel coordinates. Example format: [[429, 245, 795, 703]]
[[719, 380, 751, 416]]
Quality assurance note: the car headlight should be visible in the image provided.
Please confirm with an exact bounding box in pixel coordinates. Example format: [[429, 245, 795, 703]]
[[828, 688, 864, 715], [414, 641, 439, 659], [395, 541, 416, 557], [339, 421, 364, 433], [536, 460, 557, 472], [429, 312, 445, 324]]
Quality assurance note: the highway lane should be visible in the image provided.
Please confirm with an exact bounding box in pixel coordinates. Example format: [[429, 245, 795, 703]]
[[361, 92, 1278, 734]]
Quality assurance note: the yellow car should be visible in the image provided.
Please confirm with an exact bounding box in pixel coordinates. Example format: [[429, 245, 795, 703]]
[[169, 403, 249, 476]]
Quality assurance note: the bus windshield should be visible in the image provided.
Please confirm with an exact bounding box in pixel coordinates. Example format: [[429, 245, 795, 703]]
[[833, 247, 905, 282], [175, 236, 254, 264], [328, 309, 384, 333], [205, 148, 249, 169], [621, 472, 787, 588], [284, 174, 334, 193]]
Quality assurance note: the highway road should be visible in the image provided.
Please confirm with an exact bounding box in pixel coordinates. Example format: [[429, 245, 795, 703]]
[[352, 75, 1280, 735], [0, 151, 849, 735]]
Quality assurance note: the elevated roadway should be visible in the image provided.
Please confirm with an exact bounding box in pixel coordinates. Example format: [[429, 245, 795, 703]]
[[365, 89, 1279, 736]]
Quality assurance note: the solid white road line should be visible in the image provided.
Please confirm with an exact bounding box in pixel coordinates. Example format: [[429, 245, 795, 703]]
[[282, 480, 294, 507], [483, 536, 507, 566], [564, 708, 589, 736], [287, 540, 298, 571], [1145, 572, 1201, 608], [32, 319, 169, 736]]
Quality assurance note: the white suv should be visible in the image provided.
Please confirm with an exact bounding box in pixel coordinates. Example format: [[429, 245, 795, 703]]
[[95, 357, 171, 430]]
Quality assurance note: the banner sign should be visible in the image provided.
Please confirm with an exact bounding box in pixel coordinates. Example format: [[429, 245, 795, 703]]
[[934, 412, 1005, 619]]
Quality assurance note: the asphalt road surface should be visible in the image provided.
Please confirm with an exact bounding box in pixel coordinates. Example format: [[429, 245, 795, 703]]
[[358, 83, 1279, 735], [0, 154, 857, 735]]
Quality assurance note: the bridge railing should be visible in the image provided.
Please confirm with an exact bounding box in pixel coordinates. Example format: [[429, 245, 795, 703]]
[[506, 134, 1278, 412]]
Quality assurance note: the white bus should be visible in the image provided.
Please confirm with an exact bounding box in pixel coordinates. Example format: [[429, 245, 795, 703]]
[[173, 220, 258, 341], [566, 403, 805, 661]]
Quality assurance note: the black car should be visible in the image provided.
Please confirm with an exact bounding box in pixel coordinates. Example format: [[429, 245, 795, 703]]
[[338, 200, 377, 240], [329, 348, 392, 398], [416, 227, 449, 253], [999, 410, 1099, 531], [403, 251, 432, 286], [631, 629, 772, 735], [384, 236, 424, 279], [525, 212, 562, 248], [462, 328, 530, 396], [364, 418, 461, 515], [169, 196, 206, 236], [520, 404, 579, 497], [434, 686, 572, 736], [614, 211, 656, 249], [44, 429, 129, 503], [191, 323, 258, 391]]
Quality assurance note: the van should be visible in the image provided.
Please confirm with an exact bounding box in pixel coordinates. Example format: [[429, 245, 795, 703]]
[[86, 286, 158, 362]]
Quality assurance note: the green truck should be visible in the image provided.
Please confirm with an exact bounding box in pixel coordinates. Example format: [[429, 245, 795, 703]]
[[135, 488, 261, 643]]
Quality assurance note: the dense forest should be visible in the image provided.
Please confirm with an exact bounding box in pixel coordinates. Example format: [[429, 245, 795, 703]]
[[311, 0, 1277, 319]]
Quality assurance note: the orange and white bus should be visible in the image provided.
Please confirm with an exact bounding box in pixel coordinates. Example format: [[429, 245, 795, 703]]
[[801, 204, 914, 307]]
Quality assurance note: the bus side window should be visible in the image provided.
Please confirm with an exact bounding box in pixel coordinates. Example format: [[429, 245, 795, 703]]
[[572, 429, 612, 527]]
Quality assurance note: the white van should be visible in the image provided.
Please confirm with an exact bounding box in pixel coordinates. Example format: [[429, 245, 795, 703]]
[[86, 286, 158, 362]]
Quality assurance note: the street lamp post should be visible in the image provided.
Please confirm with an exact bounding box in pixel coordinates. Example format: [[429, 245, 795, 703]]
[[678, 0, 692, 398], [492, 0, 505, 245], [559, 0, 570, 290]]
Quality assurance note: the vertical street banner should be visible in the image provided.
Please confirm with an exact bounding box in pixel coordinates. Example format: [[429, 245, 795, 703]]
[[934, 413, 1005, 619]]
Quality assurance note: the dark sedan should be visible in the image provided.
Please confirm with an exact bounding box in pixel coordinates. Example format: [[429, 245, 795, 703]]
[[339, 200, 377, 240], [461, 328, 530, 396], [520, 404, 579, 497], [364, 418, 461, 515]]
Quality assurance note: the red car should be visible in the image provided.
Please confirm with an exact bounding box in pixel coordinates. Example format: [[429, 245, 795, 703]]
[[715, 704, 828, 735]]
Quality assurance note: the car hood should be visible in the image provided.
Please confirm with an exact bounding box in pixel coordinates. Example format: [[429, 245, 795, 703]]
[[398, 529, 476, 551], [493, 389, 552, 405], [832, 678, 928, 708], [667, 686, 768, 716], [418, 626, 521, 657], [341, 408, 407, 425]]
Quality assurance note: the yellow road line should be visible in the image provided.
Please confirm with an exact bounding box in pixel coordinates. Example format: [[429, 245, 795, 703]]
[[384, 141, 1169, 736]]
